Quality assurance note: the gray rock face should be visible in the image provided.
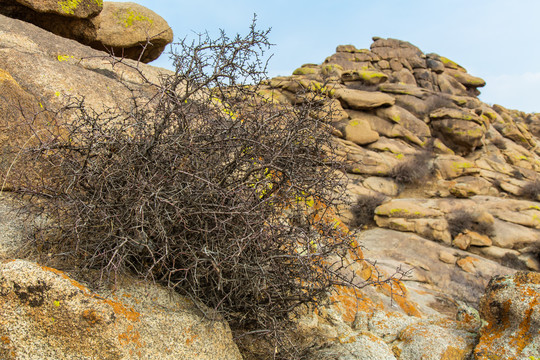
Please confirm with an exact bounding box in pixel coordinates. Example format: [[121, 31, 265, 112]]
[[0, 260, 243, 359], [1, 0, 102, 18]]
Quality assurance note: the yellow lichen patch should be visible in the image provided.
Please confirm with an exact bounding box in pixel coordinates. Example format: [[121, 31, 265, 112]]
[[440, 56, 460, 70], [57, 55, 74, 62], [58, 0, 81, 15], [116, 9, 154, 28], [292, 67, 318, 76]]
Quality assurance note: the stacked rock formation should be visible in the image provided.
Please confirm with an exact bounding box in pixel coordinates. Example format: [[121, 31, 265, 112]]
[[249, 38, 540, 358], [259, 38, 540, 274], [0, 0, 173, 62]]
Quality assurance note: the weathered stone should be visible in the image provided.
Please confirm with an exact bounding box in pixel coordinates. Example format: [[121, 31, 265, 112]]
[[377, 59, 390, 70], [341, 69, 388, 85], [457, 256, 479, 273], [388, 58, 402, 71], [491, 217, 540, 249], [375, 199, 443, 218], [292, 66, 319, 76], [378, 83, 428, 98], [393, 94, 433, 119], [376, 106, 431, 137], [324, 52, 377, 71], [340, 140, 400, 176], [449, 176, 493, 197], [335, 89, 395, 110], [368, 311, 420, 343], [0, 14, 171, 112], [453, 233, 471, 250], [431, 118, 486, 155], [474, 272, 540, 359], [487, 199, 540, 230], [346, 110, 424, 146], [0, 2, 173, 63], [336, 44, 360, 53], [256, 88, 291, 105], [454, 231, 492, 250], [87, 2, 174, 63], [0, 260, 242, 359], [359, 228, 515, 310], [437, 73, 469, 96], [430, 107, 484, 125], [433, 155, 479, 179], [426, 58, 445, 74], [439, 250, 458, 264], [343, 119, 379, 145], [309, 332, 397, 360], [12, 0, 102, 18], [439, 56, 466, 71], [445, 68, 486, 88], [472, 245, 521, 261], [363, 177, 399, 196], [374, 216, 451, 243], [367, 136, 418, 156], [395, 321, 476, 360], [391, 68, 417, 85], [370, 38, 424, 63], [321, 63, 344, 79]]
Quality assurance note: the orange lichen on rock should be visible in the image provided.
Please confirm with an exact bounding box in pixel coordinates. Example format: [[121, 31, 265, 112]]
[[474, 272, 540, 359], [118, 324, 142, 348], [41, 265, 141, 323]]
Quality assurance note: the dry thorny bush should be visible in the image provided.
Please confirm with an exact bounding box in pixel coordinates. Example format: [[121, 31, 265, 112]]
[[8, 20, 409, 359]]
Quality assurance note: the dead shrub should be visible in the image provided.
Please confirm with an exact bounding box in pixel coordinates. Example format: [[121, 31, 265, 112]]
[[491, 136, 507, 150], [520, 180, 540, 200], [350, 193, 386, 228], [447, 209, 495, 238], [390, 151, 433, 185], [11, 20, 406, 359]]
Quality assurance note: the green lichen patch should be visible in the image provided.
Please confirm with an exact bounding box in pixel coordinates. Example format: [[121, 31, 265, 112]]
[[341, 70, 388, 85], [440, 56, 461, 70], [292, 67, 318, 76], [58, 0, 81, 15], [116, 9, 154, 28]]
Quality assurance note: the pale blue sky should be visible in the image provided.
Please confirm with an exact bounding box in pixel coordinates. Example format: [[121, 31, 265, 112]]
[[121, 0, 540, 113]]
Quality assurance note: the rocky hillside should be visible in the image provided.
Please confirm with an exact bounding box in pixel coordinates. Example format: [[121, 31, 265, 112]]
[[0, 2, 538, 359]]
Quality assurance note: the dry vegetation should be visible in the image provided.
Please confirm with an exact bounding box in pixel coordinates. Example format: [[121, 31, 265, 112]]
[[9, 20, 406, 359]]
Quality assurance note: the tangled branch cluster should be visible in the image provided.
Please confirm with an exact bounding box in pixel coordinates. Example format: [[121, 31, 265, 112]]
[[10, 20, 408, 358]]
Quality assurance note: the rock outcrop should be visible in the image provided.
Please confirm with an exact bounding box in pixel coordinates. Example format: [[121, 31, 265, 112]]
[[475, 272, 540, 359], [0, 259, 242, 359], [0, 5, 539, 359], [0, 0, 173, 62], [255, 37, 540, 358]]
